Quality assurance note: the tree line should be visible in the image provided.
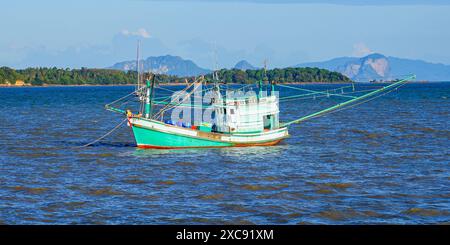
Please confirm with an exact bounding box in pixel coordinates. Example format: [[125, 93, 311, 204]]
[[0, 66, 352, 86], [207, 67, 352, 84]]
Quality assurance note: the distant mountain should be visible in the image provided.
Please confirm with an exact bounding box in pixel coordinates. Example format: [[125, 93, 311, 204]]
[[296, 53, 450, 82], [109, 55, 211, 77], [234, 60, 257, 71]]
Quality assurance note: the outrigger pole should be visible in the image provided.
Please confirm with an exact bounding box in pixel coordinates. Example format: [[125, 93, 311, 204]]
[[281, 74, 416, 127]]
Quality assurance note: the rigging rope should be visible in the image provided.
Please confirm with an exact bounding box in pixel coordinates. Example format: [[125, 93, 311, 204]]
[[280, 75, 415, 127], [279, 87, 383, 103], [73, 118, 127, 149], [310, 82, 408, 120], [155, 82, 204, 119], [106, 86, 145, 108], [277, 84, 357, 99], [287, 82, 408, 125], [152, 80, 198, 119]]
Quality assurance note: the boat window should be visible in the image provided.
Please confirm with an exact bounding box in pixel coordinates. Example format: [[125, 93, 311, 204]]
[[230, 109, 234, 114], [264, 115, 272, 130]]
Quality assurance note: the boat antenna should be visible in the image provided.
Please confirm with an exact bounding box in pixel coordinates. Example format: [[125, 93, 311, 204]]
[[212, 42, 219, 82], [260, 59, 269, 96], [264, 59, 269, 79], [211, 42, 221, 95]]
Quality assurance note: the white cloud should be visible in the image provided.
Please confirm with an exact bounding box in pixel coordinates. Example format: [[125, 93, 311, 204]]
[[352, 42, 374, 57], [121, 28, 151, 39]]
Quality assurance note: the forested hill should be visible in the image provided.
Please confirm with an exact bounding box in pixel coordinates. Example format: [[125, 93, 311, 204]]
[[0, 66, 352, 86], [210, 67, 352, 84]]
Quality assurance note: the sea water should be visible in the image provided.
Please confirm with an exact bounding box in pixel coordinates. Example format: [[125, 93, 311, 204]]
[[0, 83, 448, 224]]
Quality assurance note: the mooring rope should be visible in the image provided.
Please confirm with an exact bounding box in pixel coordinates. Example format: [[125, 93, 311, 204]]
[[73, 118, 128, 149]]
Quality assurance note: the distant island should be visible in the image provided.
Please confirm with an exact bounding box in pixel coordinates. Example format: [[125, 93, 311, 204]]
[[0, 66, 352, 86]]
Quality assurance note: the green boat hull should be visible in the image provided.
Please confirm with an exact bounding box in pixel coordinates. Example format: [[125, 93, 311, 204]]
[[132, 125, 233, 148], [129, 118, 288, 149]]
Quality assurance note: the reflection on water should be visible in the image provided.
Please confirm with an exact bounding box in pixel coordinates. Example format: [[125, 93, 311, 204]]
[[0, 83, 449, 224], [217, 144, 286, 157], [130, 144, 286, 159], [132, 148, 210, 157]]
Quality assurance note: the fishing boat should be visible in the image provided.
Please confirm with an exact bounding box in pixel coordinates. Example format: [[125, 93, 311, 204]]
[[104, 47, 415, 149], [105, 73, 415, 149], [106, 74, 289, 148]]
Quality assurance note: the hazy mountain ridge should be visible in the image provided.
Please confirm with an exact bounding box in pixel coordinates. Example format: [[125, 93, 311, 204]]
[[296, 53, 450, 82], [234, 60, 258, 70], [109, 55, 211, 77], [108, 53, 450, 82]]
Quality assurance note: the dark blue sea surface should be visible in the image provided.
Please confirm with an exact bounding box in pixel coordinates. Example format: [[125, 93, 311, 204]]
[[0, 82, 449, 224]]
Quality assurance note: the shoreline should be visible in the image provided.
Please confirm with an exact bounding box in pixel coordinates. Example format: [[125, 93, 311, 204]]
[[0, 83, 191, 88], [0, 80, 438, 88]]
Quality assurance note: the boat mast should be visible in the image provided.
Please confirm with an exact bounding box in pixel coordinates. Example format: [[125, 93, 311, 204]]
[[145, 74, 156, 119]]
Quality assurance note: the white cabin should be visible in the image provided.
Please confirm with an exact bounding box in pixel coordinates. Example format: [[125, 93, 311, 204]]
[[212, 93, 280, 133]]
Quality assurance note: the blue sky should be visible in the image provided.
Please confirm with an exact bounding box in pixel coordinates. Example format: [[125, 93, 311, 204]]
[[2, 0, 450, 69]]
